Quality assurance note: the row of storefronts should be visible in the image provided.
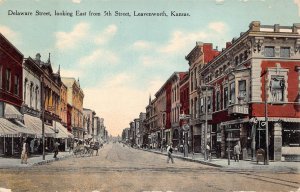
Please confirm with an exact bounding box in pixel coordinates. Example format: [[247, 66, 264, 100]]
[[127, 21, 300, 162]]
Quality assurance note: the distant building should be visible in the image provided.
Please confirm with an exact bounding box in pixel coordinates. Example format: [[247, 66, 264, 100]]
[[61, 77, 84, 140]]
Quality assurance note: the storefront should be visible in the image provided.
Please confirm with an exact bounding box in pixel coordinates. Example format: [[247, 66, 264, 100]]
[[220, 118, 251, 160]]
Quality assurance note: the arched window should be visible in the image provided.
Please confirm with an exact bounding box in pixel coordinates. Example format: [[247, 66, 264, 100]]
[[235, 56, 239, 65], [239, 53, 244, 63], [30, 82, 33, 108]]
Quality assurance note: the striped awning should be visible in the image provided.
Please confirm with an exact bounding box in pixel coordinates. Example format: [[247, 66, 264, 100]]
[[23, 114, 55, 138], [4, 103, 23, 121], [52, 121, 73, 139], [0, 118, 35, 137]]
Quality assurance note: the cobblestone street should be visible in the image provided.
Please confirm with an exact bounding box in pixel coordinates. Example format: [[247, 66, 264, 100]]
[[0, 143, 299, 192]]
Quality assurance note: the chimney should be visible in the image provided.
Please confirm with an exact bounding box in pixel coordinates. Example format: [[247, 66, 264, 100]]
[[274, 24, 280, 32], [292, 23, 300, 33], [35, 53, 41, 61], [226, 42, 232, 48], [249, 21, 261, 31]]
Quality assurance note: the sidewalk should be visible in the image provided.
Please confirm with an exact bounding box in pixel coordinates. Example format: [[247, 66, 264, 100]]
[[0, 152, 73, 169], [142, 148, 300, 173]]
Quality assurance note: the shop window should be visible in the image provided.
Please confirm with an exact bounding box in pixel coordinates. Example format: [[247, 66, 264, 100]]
[[282, 124, 300, 147], [270, 76, 285, 102], [264, 46, 275, 57], [229, 82, 235, 104], [223, 87, 228, 108], [280, 47, 290, 58]]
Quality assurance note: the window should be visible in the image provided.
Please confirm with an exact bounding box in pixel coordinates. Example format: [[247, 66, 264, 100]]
[[24, 79, 28, 104], [238, 80, 246, 99], [216, 91, 220, 111], [264, 46, 275, 57], [5, 69, 11, 92], [0, 65, 2, 88], [14, 75, 19, 95], [270, 76, 285, 102], [224, 87, 228, 108], [235, 56, 239, 65], [30, 83, 33, 107], [200, 98, 204, 114], [280, 47, 290, 58], [194, 67, 197, 90], [207, 96, 211, 112], [239, 53, 244, 63], [35, 87, 39, 110], [244, 50, 248, 60], [229, 82, 235, 104], [194, 97, 197, 118], [191, 72, 194, 91]]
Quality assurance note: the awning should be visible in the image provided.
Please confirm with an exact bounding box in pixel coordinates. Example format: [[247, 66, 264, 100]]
[[4, 103, 23, 121], [52, 121, 73, 139], [256, 117, 300, 123], [23, 114, 55, 138], [220, 118, 249, 126], [0, 118, 35, 137], [0, 118, 18, 136]]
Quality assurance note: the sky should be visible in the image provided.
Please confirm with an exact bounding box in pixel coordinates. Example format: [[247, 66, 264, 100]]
[[0, 0, 299, 136]]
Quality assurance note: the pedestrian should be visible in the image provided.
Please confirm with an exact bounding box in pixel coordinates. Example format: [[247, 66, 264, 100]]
[[234, 142, 241, 162], [53, 140, 59, 158], [30, 139, 35, 154], [206, 143, 211, 161], [167, 143, 174, 164], [21, 140, 28, 164], [69, 140, 74, 153]]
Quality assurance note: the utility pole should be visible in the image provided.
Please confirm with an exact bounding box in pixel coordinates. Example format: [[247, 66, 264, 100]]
[[41, 76, 45, 160], [264, 73, 269, 165], [204, 86, 208, 161]]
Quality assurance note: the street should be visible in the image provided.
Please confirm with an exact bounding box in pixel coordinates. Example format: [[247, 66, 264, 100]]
[[0, 143, 299, 192]]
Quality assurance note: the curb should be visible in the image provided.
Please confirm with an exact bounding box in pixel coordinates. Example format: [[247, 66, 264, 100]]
[[141, 149, 223, 168], [32, 154, 73, 166]]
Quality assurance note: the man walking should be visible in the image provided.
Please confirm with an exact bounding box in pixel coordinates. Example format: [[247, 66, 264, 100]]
[[53, 141, 59, 158], [167, 143, 174, 164]]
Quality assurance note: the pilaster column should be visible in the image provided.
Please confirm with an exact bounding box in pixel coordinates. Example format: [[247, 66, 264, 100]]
[[221, 125, 225, 158], [273, 122, 282, 161]]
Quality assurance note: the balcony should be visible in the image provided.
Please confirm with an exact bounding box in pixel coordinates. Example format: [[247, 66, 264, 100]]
[[228, 104, 249, 115], [190, 113, 212, 125]]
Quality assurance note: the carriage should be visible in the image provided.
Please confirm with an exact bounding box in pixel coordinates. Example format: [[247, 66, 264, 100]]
[[73, 142, 101, 157]]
